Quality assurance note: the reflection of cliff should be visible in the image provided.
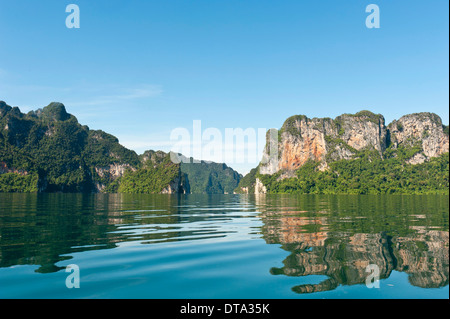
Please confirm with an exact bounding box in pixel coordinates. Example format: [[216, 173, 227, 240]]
[[262, 212, 328, 246], [269, 231, 396, 293], [394, 230, 449, 288], [261, 210, 449, 293]]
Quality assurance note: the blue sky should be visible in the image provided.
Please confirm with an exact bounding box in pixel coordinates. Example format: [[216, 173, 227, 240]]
[[0, 0, 448, 174]]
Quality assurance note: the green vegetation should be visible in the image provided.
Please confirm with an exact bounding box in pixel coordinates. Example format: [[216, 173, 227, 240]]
[[385, 141, 423, 161], [83, 130, 140, 168], [116, 155, 181, 194], [411, 112, 443, 126], [2, 101, 448, 195], [39, 102, 71, 122], [234, 167, 258, 193], [0, 173, 39, 192], [0, 102, 140, 192], [239, 110, 448, 195], [0, 100, 242, 194], [342, 110, 383, 125], [354, 110, 383, 124], [279, 115, 308, 137], [109, 154, 242, 194], [256, 151, 449, 195], [324, 135, 357, 162]]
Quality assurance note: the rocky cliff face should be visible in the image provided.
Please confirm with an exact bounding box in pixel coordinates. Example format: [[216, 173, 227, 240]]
[[94, 163, 136, 192], [0, 161, 29, 175], [140, 150, 168, 166], [161, 176, 184, 194], [260, 111, 388, 175], [257, 111, 448, 192], [388, 113, 449, 160], [254, 178, 267, 194]]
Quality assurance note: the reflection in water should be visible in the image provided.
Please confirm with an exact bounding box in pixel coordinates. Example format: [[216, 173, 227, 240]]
[[0, 193, 448, 296], [257, 195, 449, 293], [0, 193, 242, 273], [0, 193, 127, 273]]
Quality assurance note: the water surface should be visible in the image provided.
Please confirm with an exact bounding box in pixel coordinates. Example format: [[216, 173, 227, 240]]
[[0, 194, 448, 299]]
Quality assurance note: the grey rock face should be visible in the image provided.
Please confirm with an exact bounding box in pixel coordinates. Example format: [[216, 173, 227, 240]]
[[388, 113, 449, 162]]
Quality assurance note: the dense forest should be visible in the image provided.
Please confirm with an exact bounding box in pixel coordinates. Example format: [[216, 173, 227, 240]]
[[0, 101, 139, 192], [0, 101, 241, 193], [252, 150, 449, 195]]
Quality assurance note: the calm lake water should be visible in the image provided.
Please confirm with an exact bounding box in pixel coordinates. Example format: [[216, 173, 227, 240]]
[[0, 194, 448, 299]]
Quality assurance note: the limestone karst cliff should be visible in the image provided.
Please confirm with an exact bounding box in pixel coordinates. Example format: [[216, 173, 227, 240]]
[[236, 110, 449, 194], [260, 111, 388, 175], [388, 113, 449, 164], [261, 111, 447, 175]]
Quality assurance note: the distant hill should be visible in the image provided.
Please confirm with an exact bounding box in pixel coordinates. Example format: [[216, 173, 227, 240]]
[[175, 153, 242, 194], [112, 150, 242, 194]]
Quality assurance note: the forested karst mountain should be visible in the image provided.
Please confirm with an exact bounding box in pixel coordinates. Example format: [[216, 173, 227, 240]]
[[0, 101, 240, 194], [0, 101, 140, 192], [1, 102, 447, 194], [236, 111, 449, 194]]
